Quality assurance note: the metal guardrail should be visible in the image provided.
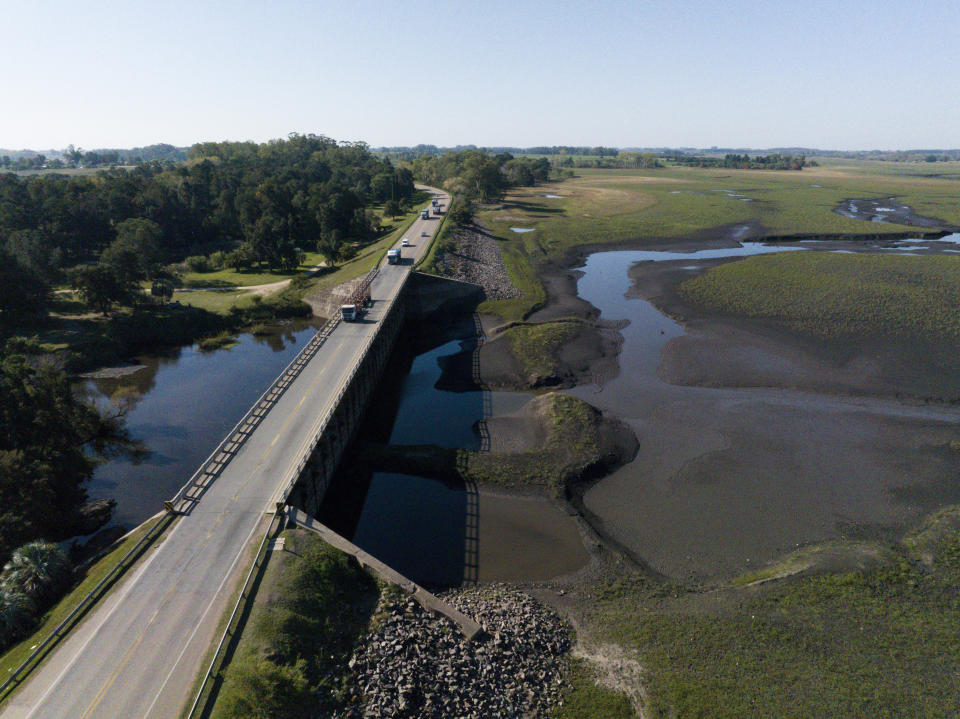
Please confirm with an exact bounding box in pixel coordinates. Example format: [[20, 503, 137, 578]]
[[0, 513, 175, 702], [165, 270, 378, 515], [184, 513, 281, 719]]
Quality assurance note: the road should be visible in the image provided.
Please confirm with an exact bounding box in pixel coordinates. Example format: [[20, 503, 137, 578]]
[[1, 186, 449, 719]]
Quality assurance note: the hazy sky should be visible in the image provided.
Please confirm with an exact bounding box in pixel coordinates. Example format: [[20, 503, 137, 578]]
[[3, 0, 958, 150]]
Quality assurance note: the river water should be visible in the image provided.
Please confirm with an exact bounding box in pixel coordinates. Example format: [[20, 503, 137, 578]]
[[79, 321, 324, 526]]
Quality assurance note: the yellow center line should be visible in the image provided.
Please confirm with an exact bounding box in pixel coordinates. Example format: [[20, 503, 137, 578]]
[[79, 605, 160, 719]]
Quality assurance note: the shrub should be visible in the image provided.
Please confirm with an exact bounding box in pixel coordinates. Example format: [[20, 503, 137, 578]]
[[209, 250, 229, 270], [184, 255, 213, 273], [213, 653, 313, 719]]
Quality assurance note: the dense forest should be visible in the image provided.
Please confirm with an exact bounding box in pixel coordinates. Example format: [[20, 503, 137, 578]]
[[0, 134, 415, 327]]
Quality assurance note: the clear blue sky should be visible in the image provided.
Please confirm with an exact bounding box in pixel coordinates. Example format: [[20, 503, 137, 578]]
[[2, 0, 958, 151]]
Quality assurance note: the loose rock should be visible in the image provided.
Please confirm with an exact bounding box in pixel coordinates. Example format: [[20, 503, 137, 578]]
[[335, 586, 570, 719]]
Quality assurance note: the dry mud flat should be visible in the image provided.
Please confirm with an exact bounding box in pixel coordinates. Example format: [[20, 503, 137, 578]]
[[559, 247, 960, 582]]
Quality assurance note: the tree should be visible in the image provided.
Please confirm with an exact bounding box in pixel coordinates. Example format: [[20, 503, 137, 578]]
[[151, 278, 175, 303], [383, 199, 402, 218], [71, 263, 133, 315], [316, 229, 343, 267], [448, 196, 474, 226], [1, 541, 71, 602], [105, 218, 163, 280], [0, 350, 138, 562], [0, 248, 49, 328], [64, 145, 84, 167], [0, 590, 35, 645]]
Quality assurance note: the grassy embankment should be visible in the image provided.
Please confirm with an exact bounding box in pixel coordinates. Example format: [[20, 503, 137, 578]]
[[208, 529, 381, 719], [505, 320, 582, 382], [360, 393, 631, 498], [585, 505, 960, 717], [0, 515, 174, 706], [469, 162, 960, 321]]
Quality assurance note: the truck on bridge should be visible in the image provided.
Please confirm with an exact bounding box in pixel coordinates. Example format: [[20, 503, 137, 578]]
[[340, 270, 374, 321], [387, 248, 401, 265], [421, 209, 429, 219]]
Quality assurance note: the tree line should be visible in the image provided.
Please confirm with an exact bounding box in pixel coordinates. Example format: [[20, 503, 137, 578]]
[[0, 134, 415, 327], [411, 151, 551, 216], [666, 152, 808, 170]]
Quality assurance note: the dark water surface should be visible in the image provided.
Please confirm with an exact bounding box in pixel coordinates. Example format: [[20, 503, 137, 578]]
[[80, 321, 322, 527], [322, 338, 587, 587], [83, 324, 588, 587]]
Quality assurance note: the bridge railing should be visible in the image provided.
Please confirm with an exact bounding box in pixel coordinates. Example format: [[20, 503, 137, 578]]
[[0, 513, 175, 703], [165, 269, 378, 515], [272, 269, 410, 510]]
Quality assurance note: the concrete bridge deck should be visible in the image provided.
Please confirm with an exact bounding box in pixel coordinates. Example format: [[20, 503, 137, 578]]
[[1, 187, 449, 719]]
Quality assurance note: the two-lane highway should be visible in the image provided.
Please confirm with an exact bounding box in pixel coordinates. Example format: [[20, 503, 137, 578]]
[[1, 186, 449, 719]]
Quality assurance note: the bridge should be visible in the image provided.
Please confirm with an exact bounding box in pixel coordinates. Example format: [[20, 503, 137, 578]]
[[1, 187, 451, 719]]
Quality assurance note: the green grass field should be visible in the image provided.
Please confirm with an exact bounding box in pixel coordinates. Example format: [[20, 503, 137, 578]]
[[472, 162, 960, 320], [210, 530, 380, 719], [589, 510, 960, 718], [679, 252, 960, 341]]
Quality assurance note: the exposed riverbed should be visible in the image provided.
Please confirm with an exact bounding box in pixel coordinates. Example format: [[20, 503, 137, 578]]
[[566, 240, 960, 581]]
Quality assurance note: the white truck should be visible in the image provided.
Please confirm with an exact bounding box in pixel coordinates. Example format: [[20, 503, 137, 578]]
[[420, 209, 429, 219], [387, 248, 401, 264]]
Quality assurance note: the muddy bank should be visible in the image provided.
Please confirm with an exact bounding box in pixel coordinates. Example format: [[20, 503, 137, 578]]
[[563, 245, 960, 582], [477, 319, 623, 390], [628, 258, 960, 402], [415, 221, 960, 583]]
